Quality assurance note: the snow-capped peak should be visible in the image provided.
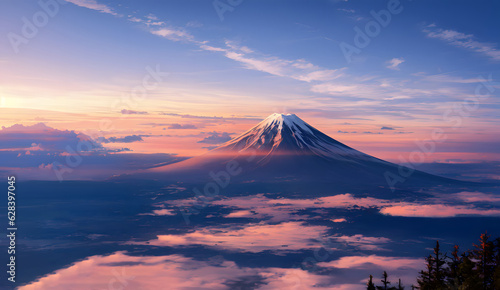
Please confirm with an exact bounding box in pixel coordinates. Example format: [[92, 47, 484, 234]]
[[147, 113, 448, 186], [213, 113, 375, 162], [260, 113, 314, 135]]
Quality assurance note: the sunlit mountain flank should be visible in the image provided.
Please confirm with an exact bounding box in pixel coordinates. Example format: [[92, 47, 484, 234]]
[[146, 113, 456, 188]]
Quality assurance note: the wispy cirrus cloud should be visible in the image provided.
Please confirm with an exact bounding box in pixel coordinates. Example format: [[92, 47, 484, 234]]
[[160, 113, 224, 120], [423, 24, 500, 61], [295, 68, 346, 82], [64, 0, 117, 15], [386, 57, 405, 70], [168, 123, 198, 129], [64, 0, 498, 120], [97, 135, 144, 143], [150, 27, 195, 42], [146, 24, 349, 85], [63, 1, 491, 113], [417, 73, 487, 84], [121, 109, 148, 115], [127, 14, 165, 26], [209, 42, 348, 83]]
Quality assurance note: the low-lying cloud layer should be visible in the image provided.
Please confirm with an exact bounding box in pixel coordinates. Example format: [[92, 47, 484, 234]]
[[132, 222, 326, 253], [20, 251, 423, 290], [0, 123, 181, 180], [207, 192, 500, 219], [130, 220, 391, 253], [0, 123, 101, 152]]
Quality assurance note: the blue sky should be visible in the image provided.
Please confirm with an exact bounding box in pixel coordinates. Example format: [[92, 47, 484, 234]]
[[0, 0, 499, 161], [2, 0, 499, 106]]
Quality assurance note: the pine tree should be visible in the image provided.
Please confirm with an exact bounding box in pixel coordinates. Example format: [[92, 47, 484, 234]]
[[430, 241, 447, 289], [417, 255, 433, 290], [379, 233, 500, 290], [417, 241, 447, 289], [397, 278, 404, 290], [458, 253, 482, 289], [472, 232, 495, 289], [493, 238, 500, 290], [367, 274, 376, 290], [377, 271, 390, 290], [447, 245, 462, 288]]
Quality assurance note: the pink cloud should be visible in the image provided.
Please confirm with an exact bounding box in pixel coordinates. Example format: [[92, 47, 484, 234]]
[[129, 217, 392, 252], [267, 194, 388, 208], [211, 193, 500, 220], [1, 123, 54, 133], [225, 209, 260, 218], [210, 194, 388, 222], [210, 195, 302, 222], [152, 209, 175, 215], [151, 27, 194, 42], [332, 235, 391, 251], [380, 204, 500, 217], [318, 255, 423, 270], [131, 222, 329, 253], [318, 255, 424, 286], [142, 209, 176, 216], [0, 123, 101, 152], [20, 252, 336, 290], [38, 163, 54, 170], [452, 191, 500, 203], [64, 0, 117, 16]]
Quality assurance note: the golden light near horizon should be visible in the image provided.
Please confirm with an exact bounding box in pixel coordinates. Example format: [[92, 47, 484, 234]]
[[0, 95, 22, 109]]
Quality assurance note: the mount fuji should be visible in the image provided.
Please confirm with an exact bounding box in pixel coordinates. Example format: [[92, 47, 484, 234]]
[[146, 113, 455, 188]]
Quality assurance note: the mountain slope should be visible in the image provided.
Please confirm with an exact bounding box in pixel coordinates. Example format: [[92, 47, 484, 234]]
[[147, 113, 455, 187], [213, 113, 374, 162]]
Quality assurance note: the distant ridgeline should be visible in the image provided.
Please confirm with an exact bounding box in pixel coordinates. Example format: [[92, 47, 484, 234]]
[[367, 232, 500, 290]]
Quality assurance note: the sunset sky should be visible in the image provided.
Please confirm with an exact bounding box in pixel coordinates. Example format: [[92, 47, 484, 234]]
[[3, 3, 500, 289], [1, 0, 499, 165]]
